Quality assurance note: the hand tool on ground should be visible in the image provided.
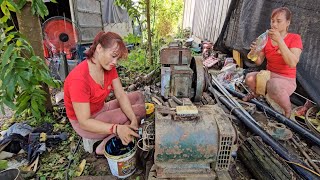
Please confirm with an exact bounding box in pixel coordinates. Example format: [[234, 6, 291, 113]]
[[28, 132, 68, 143]]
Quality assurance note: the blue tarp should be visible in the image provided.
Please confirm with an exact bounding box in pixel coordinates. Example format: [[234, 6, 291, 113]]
[[103, 0, 129, 24]]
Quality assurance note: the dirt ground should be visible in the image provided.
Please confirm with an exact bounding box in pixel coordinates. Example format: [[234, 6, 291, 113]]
[[0, 105, 14, 127]]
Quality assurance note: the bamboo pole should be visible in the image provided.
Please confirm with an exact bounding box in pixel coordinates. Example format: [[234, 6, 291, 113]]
[[146, 0, 153, 65]]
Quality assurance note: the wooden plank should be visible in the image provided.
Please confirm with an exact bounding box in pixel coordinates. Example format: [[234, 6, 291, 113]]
[[176, 106, 198, 115], [238, 136, 298, 180]]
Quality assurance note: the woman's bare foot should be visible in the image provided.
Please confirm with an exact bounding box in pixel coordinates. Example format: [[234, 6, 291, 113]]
[[242, 93, 257, 102]]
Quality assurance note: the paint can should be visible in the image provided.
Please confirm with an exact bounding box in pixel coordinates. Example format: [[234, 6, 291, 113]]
[[104, 136, 136, 178]]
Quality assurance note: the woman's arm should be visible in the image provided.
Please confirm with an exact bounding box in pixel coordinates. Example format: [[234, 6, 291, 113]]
[[277, 41, 302, 67], [73, 102, 114, 135], [112, 77, 139, 127], [73, 101, 139, 145], [256, 51, 266, 66]]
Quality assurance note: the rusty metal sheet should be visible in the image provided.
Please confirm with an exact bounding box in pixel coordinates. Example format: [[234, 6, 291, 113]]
[[160, 47, 192, 65]]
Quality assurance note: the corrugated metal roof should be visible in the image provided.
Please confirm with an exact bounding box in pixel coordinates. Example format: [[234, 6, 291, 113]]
[[70, 0, 104, 44]]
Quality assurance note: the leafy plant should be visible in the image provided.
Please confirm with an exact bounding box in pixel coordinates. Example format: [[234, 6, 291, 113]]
[[0, 0, 60, 119], [119, 48, 147, 72], [114, 0, 144, 20], [27, 113, 56, 127], [114, 0, 184, 64], [153, 0, 184, 38], [123, 33, 141, 45]]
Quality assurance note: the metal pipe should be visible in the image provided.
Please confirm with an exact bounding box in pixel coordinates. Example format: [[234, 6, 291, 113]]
[[211, 76, 259, 125], [208, 87, 318, 179], [227, 88, 320, 146]]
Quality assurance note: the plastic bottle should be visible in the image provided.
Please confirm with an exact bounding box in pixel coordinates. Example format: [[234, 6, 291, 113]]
[[247, 30, 269, 61]]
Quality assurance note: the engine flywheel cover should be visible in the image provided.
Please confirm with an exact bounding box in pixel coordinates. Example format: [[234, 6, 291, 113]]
[[191, 56, 205, 102]]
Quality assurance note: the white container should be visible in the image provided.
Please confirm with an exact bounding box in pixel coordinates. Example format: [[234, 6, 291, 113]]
[[161, 67, 171, 99], [256, 70, 271, 96], [104, 140, 137, 178]]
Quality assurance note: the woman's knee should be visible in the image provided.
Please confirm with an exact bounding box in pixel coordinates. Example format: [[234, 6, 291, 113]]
[[133, 104, 146, 119], [267, 78, 287, 95], [245, 73, 257, 87], [128, 91, 145, 104]]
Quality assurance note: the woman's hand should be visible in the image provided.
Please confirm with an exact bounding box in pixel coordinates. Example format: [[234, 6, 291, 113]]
[[248, 38, 266, 65], [249, 39, 257, 53], [116, 125, 139, 145], [249, 40, 257, 52], [268, 29, 282, 43]]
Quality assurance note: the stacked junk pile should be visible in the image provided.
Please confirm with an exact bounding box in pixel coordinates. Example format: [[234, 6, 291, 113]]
[[141, 42, 320, 179]]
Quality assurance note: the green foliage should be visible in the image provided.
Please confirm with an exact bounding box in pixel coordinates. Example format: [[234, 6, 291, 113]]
[[152, 0, 184, 39], [26, 113, 55, 127], [119, 48, 147, 72], [123, 33, 141, 45], [114, 0, 184, 59], [0, 0, 60, 119], [175, 27, 191, 39], [113, 0, 184, 85], [114, 0, 144, 20], [0, 160, 8, 170], [30, 0, 55, 19]]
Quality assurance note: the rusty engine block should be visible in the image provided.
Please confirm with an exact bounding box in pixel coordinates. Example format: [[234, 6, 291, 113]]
[[160, 42, 204, 101]]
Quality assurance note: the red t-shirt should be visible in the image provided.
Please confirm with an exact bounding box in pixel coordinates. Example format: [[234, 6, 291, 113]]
[[64, 60, 118, 120], [264, 33, 303, 78]]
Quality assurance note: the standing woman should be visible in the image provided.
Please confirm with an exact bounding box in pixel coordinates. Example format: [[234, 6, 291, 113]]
[[243, 7, 303, 118], [64, 31, 146, 155]]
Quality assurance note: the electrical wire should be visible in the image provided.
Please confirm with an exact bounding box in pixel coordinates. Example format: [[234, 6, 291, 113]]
[[293, 92, 317, 105], [137, 120, 155, 151], [137, 138, 148, 151], [283, 159, 320, 177]]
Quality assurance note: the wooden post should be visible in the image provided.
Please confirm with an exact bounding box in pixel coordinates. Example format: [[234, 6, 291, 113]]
[[146, 0, 152, 65], [16, 2, 53, 112]]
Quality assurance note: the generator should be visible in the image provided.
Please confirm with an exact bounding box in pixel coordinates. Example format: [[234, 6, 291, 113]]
[[150, 43, 237, 179], [151, 104, 237, 179]]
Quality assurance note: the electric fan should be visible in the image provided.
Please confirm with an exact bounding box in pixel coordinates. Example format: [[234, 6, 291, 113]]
[[42, 16, 80, 80]]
